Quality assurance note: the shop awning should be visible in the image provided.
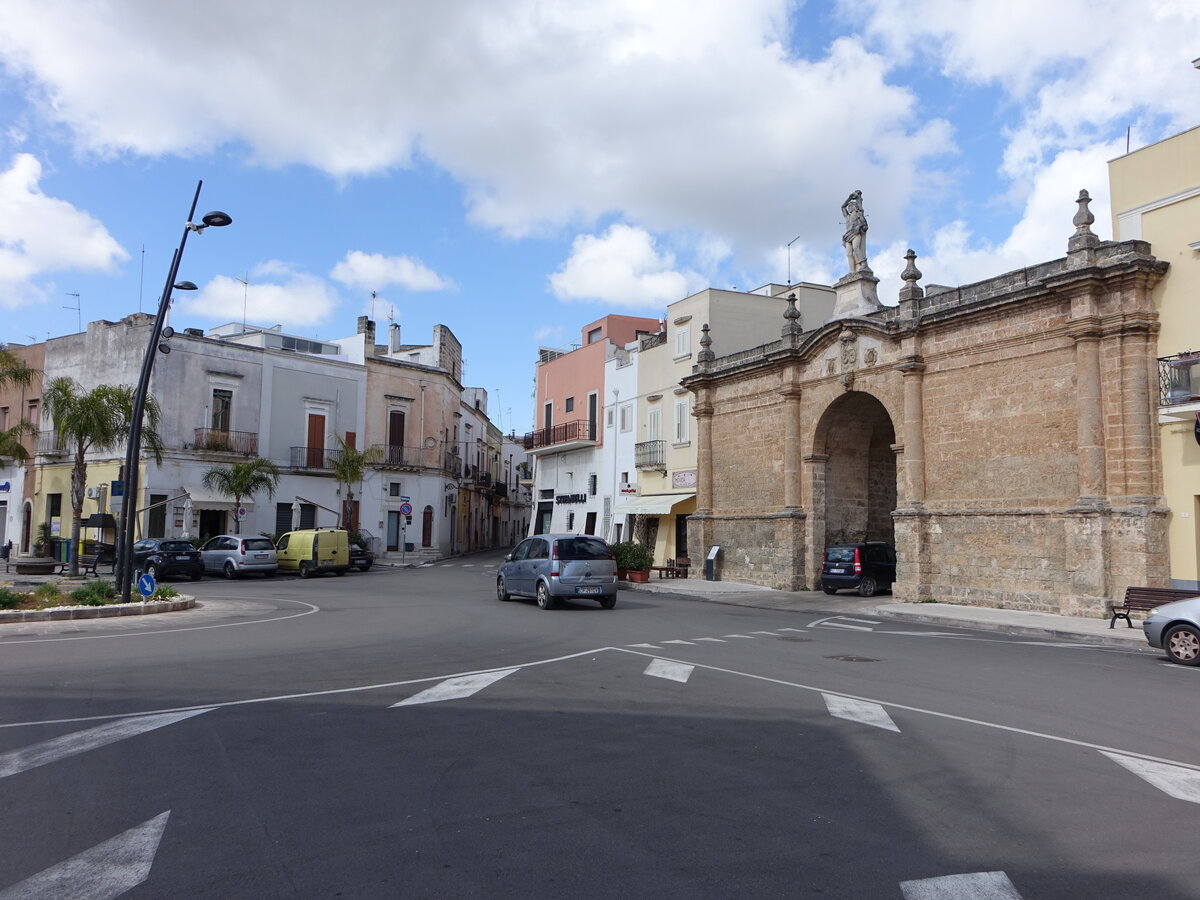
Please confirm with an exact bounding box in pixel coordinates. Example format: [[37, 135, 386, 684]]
[[616, 492, 695, 515], [181, 486, 255, 511], [82, 513, 117, 530]]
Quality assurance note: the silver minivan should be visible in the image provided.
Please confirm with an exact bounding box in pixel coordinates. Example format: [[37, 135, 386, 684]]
[[200, 534, 279, 578], [497, 534, 618, 609]]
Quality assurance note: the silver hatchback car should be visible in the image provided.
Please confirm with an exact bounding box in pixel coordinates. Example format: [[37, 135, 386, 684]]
[[1143, 596, 1200, 665], [497, 534, 618, 609], [200, 534, 279, 579]]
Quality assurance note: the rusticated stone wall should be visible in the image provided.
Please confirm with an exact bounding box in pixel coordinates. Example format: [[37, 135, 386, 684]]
[[686, 237, 1170, 616]]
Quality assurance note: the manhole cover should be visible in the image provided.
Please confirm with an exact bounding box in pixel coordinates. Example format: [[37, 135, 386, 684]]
[[824, 654, 880, 663]]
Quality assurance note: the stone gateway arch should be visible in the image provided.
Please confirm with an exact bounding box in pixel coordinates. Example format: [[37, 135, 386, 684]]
[[683, 201, 1168, 616]]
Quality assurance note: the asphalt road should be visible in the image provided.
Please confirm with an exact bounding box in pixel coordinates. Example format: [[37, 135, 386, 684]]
[[0, 553, 1196, 899]]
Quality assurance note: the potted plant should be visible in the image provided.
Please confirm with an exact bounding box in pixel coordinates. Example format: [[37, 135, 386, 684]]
[[613, 541, 654, 582]]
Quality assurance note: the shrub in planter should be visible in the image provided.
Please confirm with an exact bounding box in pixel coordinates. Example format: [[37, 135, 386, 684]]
[[612, 541, 654, 576], [70, 580, 118, 606]]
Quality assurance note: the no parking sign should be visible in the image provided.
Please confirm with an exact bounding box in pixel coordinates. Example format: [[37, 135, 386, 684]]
[[399, 502, 413, 517]]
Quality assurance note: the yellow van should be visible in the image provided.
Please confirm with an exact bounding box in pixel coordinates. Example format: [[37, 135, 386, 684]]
[[275, 528, 350, 578]]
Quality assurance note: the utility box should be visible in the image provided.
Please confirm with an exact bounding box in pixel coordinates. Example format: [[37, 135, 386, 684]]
[[705, 545, 720, 581]]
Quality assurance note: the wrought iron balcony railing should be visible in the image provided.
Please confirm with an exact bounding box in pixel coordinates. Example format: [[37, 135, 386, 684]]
[[289, 446, 343, 469], [35, 431, 67, 455], [635, 439, 666, 470], [193, 428, 259, 456], [522, 419, 597, 451], [1159, 352, 1200, 406]]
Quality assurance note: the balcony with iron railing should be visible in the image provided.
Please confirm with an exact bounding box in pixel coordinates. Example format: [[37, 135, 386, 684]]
[[492, 481, 509, 499], [193, 428, 259, 456], [1159, 352, 1200, 407], [635, 439, 666, 470], [522, 418, 597, 453], [289, 446, 344, 469], [35, 431, 67, 456]]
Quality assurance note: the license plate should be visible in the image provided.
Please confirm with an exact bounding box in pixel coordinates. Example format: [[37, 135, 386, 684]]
[[575, 586, 602, 595], [829, 568, 844, 574], [254, 553, 268, 558], [177, 555, 191, 561]]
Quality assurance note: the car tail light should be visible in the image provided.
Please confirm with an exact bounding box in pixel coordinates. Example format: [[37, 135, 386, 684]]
[[550, 541, 559, 576], [853, 547, 862, 574], [239, 543, 245, 556]]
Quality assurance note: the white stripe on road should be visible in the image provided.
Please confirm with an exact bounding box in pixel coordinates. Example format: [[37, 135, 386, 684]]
[[750, 631, 780, 636], [390, 669, 517, 707], [822, 694, 900, 732], [644, 659, 694, 683], [722, 634, 756, 639], [0, 710, 211, 779], [627, 643, 660, 649], [1101, 751, 1200, 804], [661, 640, 695, 646], [819, 622, 873, 632], [0, 811, 170, 900], [837, 617, 881, 625], [778, 627, 805, 633], [899, 870, 1022, 899], [693, 637, 726, 643]]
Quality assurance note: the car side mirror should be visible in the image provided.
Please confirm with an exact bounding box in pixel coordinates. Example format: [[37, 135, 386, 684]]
[[504, 553, 513, 562]]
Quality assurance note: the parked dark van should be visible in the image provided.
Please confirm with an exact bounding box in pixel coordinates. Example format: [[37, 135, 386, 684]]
[[820, 541, 896, 597]]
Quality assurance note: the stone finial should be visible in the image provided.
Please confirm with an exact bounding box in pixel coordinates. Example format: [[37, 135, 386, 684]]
[[898, 248, 924, 302], [781, 293, 803, 339], [1068, 188, 1100, 252], [697, 323, 715, 362]]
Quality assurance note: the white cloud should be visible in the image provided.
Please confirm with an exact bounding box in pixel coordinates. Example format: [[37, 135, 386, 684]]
[[330, 250, 453, 292], [177, 262, 339, 328], [549, 224, 702, 307], [0, 153, 126, 308]]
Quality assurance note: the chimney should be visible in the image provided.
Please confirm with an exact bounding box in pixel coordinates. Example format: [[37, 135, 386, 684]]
[[389, 322, 401, 353], [357, 316, 376, 344]]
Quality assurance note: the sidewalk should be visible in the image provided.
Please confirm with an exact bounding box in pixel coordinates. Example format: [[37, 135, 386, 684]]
[[623, 575, 1149, 648]]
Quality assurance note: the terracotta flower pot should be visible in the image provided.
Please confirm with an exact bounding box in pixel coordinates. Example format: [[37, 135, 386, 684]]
[[627, 570, 650, 583]]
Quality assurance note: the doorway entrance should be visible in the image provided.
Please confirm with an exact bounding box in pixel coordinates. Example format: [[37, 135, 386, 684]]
[[814, 392, 897, 546]]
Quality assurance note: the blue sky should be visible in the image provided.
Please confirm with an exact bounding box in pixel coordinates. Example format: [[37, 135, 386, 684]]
[[1, 0, 1197, 434]]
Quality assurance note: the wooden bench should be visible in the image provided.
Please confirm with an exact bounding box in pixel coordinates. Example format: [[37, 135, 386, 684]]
[[652, 558, 691, 579], [1109, 586, 1200, 628], [57, 551, 116, 578]]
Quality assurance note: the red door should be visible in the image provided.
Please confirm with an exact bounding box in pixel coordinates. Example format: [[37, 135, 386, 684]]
[[388, 411, 405, 465], [307, 414, 325, 468]]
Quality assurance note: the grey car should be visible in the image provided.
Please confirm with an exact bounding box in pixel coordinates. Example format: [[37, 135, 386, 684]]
[[497, 534, 619, 610], [200, 534, 279, 579], [1143, 596, 1200, 665]]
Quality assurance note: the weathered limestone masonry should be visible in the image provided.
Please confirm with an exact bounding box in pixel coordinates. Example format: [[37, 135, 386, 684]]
[[684, 196, 1169, 615]]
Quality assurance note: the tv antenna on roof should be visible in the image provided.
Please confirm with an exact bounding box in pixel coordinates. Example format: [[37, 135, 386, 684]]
[[64, 292, 81, 332], [370, 290, 377, 321]]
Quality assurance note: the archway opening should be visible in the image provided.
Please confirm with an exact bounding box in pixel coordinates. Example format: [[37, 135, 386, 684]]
[[816, 391, 897, 545]]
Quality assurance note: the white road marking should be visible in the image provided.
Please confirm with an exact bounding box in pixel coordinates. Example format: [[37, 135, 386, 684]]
[[440, 564, 452, 567], [391, 669, 517, 707], [0, 710, 211, 779], [899, 870, 1022, 899], [644, 659, 694, 683], [818, 622, 873, 631], [750, 630, 780, 636], [0, 811, 170, 899], [881, 631, 965, 637], [482, 564, 495, 568], [837, 617, 881, 625], [661, 639, 696, 646], [722, 634, 756, 639], [627, 643, 660, 649], [778, 627, 806, 633], [461, 564, 475, 568], [693, 637, 726, 643], [1101, 751, 1200, 804], [822, 694, 900, 732]]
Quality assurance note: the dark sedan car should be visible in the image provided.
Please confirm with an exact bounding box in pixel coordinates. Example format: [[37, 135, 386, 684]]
[[132, 538, 204, 581], [349, 542, 374, 572]]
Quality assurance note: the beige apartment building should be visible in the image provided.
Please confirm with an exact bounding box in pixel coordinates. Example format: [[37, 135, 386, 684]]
[[1110, 124, 1200, 589], [620, 283, 834, 565]]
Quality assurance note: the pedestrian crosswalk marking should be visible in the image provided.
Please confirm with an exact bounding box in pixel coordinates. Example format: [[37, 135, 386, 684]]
[[1101, 751, 1200, 805], [899, 870, 1022, 899], [661, 639, 695, 646], [822, 694, 900, 732], [628, 643, 660, 649], [693, 637, 726, 643], [391, 669, 517, 707], [644, 659, 694, 683], [723, 634, 756, 639]]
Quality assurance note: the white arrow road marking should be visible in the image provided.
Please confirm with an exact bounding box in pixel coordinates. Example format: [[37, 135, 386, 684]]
[[822, 694, 900, 732], [390, 669, 517, 707], [899, 870, 1022, 899], [0, 811, 170, 900], [661, 640, 695, 646], [1101, 751, 1200, 804], [819, 622, 873, 631], [0, 710, 211, 779], [837, 617, 880, 625], [643, 659, 694, 683]]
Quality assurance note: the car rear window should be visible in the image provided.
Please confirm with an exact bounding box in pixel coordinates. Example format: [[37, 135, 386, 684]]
[[825, 547, 856, 564], [556, 537, 612, 560], [160, 541, 194, 553], [243, 539, 274, 551]]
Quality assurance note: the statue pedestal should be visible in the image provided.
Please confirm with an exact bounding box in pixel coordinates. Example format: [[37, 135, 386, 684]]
[[828, 270, 883, 321]]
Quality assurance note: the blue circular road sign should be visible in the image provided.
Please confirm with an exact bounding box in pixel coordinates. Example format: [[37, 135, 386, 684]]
[[138, 573, 156, 597]]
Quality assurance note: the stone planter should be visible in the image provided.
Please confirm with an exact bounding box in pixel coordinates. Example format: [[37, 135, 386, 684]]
[[627, 570, 650, 583], [13, 557, 58, 575]]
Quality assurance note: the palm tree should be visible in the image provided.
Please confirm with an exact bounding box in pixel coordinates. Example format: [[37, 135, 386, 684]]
[[329, 435, 381, 531], [44, 377, 164, 576], [201, 458, 281, 535]]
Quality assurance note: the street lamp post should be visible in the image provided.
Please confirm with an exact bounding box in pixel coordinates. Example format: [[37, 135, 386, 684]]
[[116, 180, 231, 600]]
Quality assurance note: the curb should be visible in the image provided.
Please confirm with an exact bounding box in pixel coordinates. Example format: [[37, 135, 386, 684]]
[[862, 607, 1148, 649], [0, 597, 196, 624]]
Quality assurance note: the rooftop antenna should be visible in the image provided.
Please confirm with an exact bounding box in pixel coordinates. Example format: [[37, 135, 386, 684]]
[[786, 234, 802, 284], [387, 304, 396, 323], [137, 244, 145, 312], [235, 273, 249, 333], [64, 292, 81, 332], [370, 290, 377, 321]]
